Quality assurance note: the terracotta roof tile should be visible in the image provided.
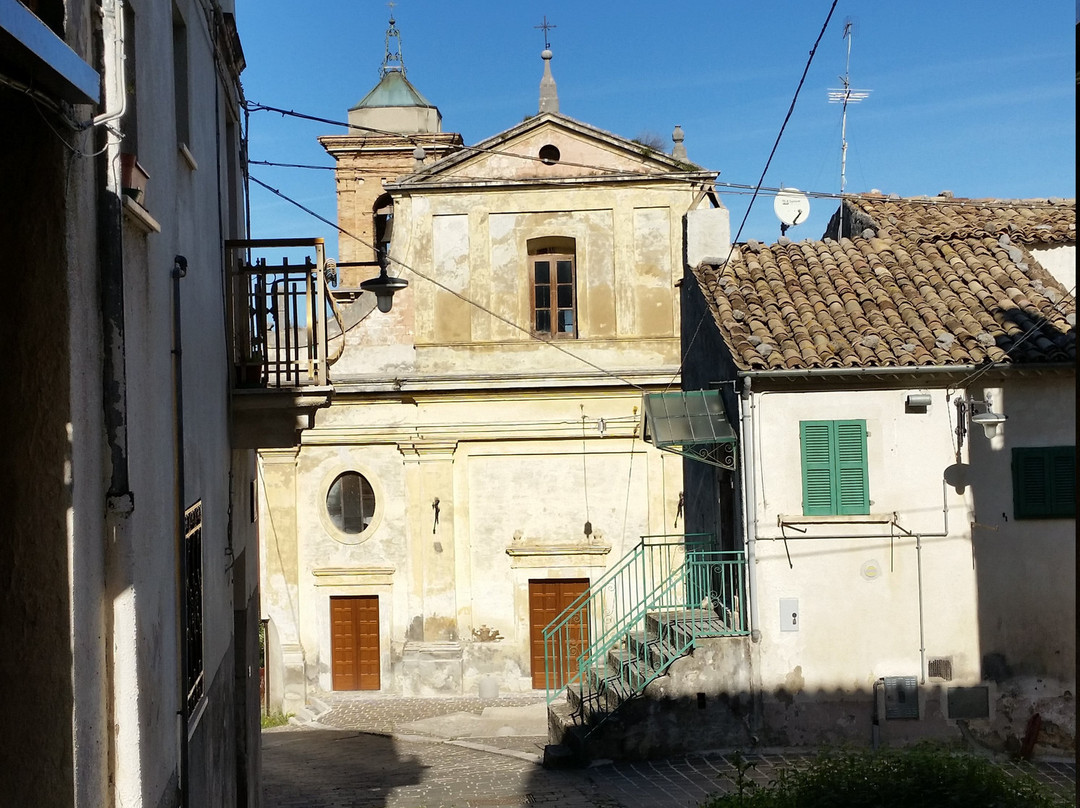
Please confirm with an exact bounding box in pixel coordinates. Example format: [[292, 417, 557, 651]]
[[825, 193, 1075, 245], [695, 198, 1075, 372]]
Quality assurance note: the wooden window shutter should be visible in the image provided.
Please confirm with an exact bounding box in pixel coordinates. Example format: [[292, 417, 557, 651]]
[[1013, 446, 1076, 519], [835, 419, 869, 515], [1050, 448, 1076, 517], [801, 421, 836, 516], [800, 419, 869, 516]]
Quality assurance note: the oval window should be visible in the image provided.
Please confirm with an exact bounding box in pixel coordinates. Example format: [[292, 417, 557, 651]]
[[326, 472, 376, 535], [538, 144, 561, 165]]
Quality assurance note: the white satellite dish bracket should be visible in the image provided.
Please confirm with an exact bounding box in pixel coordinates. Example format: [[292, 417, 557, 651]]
[[774, 188, 811, 236]]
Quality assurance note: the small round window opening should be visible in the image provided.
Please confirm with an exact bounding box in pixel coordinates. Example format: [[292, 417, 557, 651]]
[[326, 471, 376, 535], [538, 144, 561, 165]]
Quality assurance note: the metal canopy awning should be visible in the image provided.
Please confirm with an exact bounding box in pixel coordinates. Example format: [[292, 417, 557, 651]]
[[640, 390, 738, 469]]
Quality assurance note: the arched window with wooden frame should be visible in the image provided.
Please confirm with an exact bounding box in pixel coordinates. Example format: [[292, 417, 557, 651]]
[[528, 236, 577, 338], [373, 193, 394, 264]]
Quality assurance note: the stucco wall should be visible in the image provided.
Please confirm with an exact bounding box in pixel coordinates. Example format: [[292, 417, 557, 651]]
[[330, 182, 693, 380], [0, 89, 78, 808], [746, 387, 980, 696], [1030, 243, 1075, 291], [261, 391, 685, 697], [967, 377, 1075, 681], [737, 378, 1075, 752]]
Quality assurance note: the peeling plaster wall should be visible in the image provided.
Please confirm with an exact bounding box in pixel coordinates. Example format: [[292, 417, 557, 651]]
[[261, 390, 684, 696], [262, 116, 719, 698], [333, 182, 696, 379]]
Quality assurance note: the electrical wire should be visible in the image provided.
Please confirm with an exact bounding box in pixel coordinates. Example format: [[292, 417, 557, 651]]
[[250, 159, 336, 171], [248, 148, 1073, 211], [247, 173, 652, 390], [667, 0, 839, 391], [247, 99, 689, 177]]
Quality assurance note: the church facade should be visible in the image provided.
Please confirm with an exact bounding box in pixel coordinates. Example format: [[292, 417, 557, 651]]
[[259, 20, 728, 705]]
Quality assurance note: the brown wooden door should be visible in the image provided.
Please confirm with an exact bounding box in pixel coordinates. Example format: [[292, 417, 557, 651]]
[[529, 578, 589, 690], [331, 596, 380, 690]]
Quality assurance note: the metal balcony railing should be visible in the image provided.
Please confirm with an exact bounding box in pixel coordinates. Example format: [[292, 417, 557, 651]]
[[225, 238, 332, 389]]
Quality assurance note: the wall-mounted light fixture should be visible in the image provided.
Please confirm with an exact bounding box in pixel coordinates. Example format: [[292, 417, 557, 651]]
[[954, 394, 1007, 451], [360, 261, 409, 313]]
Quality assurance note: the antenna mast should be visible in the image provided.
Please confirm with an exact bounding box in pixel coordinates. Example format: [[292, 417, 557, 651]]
[[828, 20, 870, 239]]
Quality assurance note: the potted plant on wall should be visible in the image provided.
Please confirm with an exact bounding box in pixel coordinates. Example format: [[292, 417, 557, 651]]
[[119, 152, 149, 204]]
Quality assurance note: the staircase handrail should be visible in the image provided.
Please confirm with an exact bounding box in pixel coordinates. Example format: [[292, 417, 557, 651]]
[[542, 533, 715, 702]]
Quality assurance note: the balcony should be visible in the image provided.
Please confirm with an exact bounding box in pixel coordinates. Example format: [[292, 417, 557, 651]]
[[226, 238, 334, 449], [225, 238, 408, 449]]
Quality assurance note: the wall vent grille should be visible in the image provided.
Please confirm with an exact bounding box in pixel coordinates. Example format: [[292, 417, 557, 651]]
[[928, 657, 953, 681]]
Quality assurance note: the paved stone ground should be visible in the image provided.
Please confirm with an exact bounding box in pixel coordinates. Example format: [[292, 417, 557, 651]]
[[262, 693, 1076, 808]]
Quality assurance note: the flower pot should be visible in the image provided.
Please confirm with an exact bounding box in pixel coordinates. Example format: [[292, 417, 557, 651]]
[[120, 152, 149, 204]]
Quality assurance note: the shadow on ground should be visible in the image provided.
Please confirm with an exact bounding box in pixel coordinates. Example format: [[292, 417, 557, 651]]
[[262, 729, 426, 807]]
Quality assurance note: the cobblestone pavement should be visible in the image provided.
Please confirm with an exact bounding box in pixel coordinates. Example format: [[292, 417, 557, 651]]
[[262, 693, 1077, 808]]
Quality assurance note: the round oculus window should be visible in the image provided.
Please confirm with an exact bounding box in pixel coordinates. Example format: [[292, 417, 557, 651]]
[[538, 144, 561, 165], [326, 471, 376, 535]]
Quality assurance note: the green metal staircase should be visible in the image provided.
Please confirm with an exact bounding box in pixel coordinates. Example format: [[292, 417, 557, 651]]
[[543, 533, 749, 739]]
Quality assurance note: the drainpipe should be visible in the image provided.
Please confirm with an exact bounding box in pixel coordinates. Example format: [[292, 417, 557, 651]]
[[97, 0, 130, 512], [739, 377, 761, 641], [172, 255, 189, 808], [92, 0, 126, 128]]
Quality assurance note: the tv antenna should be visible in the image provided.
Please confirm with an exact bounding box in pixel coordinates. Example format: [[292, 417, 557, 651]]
[[828, 19, 870, 239]]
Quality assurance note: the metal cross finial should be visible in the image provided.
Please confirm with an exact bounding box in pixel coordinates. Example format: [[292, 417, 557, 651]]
[[381, 3, 405, 76], [535, 15, 555, 49]]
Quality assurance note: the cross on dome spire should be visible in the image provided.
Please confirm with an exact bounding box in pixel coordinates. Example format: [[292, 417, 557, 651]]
[[534, 15, 556, 50], [380, 3, 406, 77]]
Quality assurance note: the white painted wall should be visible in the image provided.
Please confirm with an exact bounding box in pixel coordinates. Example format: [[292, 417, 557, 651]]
[[1030, 244, 1075, 291], [742, 377, 1075, 747], [746, 387, 980, 694]]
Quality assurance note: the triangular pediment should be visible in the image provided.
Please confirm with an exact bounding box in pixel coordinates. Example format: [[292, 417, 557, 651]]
[[389, 113, 712, 189]]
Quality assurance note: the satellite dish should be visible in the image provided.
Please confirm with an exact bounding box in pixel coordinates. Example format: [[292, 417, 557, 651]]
[[774, 188, 811, 227]]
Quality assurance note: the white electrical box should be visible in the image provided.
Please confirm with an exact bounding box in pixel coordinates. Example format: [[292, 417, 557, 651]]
[[780, 598, 799, 632]]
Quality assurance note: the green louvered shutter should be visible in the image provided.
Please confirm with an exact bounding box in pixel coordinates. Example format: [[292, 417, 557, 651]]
[[801, 421, 836, 515], [1013, 446, 1076, 519], [1050, 448, 1076, 517], [835, 420, 870, 515], [801, 419, 869, 516]]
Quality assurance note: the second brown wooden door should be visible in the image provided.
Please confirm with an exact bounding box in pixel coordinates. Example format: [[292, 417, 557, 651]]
[[330, 595, 380, 690], [529, 578, 589, 690]]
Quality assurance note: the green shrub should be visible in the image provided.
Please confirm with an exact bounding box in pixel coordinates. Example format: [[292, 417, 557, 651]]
[[261, 711, 293, 729], [700, 745, 1069, 808]]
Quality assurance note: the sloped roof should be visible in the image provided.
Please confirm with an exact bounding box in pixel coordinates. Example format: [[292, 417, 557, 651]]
[[388, 112, 711, 189], [825, 193, 1076, 245], [350, 70, 436, 110], [694, 197, 1076, 372]]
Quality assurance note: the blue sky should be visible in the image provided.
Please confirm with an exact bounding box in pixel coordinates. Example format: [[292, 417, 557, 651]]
[[234, 1, 1076, 257]]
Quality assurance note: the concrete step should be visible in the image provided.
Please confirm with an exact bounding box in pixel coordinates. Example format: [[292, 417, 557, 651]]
[[646, 607, 726, 648], [626, 629, 681, 673]]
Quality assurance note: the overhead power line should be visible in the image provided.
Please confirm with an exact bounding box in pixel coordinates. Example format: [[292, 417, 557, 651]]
[[247, 173, 650, 391], [669, 0, 840, 390]]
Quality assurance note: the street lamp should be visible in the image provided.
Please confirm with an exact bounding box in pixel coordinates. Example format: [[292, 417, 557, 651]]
[[954, 394, 1007, 452], [360, 246, 408, 313], [360, 264, 408, 313]]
